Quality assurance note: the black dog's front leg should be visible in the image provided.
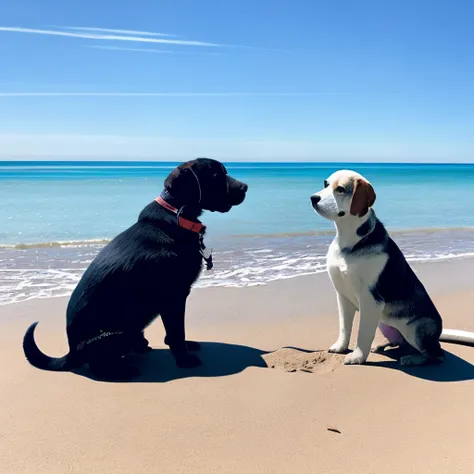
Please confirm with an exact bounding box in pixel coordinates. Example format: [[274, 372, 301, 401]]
[[164, 337, 201, 352], [161, 297, 201, 369]]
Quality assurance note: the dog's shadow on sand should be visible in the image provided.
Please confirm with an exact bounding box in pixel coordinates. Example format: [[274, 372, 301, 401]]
[[366, 346, 474, 382], [73, 342, 269, 383], [72, 342, 474, 384]]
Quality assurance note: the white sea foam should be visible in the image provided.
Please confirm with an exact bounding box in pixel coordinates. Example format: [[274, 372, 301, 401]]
[[1, 247, 474, 305]]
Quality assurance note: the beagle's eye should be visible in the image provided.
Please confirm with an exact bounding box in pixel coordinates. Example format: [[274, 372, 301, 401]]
[[335, 186, 346, 193], [324, 180, 329, 188]]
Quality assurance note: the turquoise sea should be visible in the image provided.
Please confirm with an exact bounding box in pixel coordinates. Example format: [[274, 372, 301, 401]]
[[1, 161, 474, 305]]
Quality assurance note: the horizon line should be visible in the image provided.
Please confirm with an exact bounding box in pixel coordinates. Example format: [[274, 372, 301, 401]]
[[1, 159, 473, 165]]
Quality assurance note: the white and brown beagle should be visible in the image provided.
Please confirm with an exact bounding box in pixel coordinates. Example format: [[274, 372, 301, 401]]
[[310, 169, 474, 366]]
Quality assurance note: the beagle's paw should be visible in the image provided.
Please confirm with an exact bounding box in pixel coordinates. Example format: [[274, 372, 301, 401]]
[[371, 341, 395, 353], [344, 348, 368, 365], [399, 354, 429, 366], [328, 341, 349, 354]]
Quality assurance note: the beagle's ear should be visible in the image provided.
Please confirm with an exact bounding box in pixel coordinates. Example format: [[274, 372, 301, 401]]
[[350, 178, 376, 217]]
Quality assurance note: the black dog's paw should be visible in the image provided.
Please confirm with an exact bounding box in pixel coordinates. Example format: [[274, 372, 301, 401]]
[[164, 337, 201, 352], [175, 354, 202, 369]]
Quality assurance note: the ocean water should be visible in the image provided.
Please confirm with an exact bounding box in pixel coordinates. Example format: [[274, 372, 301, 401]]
[[1, 161, 474, 305]]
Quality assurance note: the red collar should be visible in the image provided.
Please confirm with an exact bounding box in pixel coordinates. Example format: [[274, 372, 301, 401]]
[[155, 196, 204, 233]]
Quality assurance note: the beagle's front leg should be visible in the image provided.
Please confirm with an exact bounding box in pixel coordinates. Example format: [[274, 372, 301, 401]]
[[344, 292, 382, 365], [329, 293, 357, 354]]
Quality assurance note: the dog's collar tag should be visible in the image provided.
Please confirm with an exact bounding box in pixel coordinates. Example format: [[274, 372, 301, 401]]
[[199, 236, 213, 271], [200, 249, 213, 271]]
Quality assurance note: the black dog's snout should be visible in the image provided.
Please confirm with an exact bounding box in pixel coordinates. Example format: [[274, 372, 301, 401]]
[[227, 176, 248, 206], [310, 195, 321, 205]]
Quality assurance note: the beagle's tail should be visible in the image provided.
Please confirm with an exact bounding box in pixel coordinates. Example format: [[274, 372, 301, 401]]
[[440, 329, 474, 347], [22, 322, 79, 371]]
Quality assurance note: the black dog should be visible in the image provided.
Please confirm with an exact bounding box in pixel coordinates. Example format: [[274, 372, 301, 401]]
[[23, 158, 248, 379]]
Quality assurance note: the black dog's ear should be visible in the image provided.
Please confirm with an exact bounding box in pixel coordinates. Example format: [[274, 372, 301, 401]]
[[164, 164, 198, 202]]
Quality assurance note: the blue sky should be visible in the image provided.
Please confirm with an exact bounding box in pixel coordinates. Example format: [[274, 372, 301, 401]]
[[0, 0, 473, 162]]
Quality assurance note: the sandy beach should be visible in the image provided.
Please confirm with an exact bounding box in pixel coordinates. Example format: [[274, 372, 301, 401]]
[[1, 258, 474, 473]]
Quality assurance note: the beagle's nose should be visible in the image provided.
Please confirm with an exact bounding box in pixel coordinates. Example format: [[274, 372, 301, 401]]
[[310, 195, 321, 205]]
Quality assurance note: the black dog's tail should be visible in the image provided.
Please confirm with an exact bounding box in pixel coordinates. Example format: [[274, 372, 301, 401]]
[[23, 322, 78, 372]]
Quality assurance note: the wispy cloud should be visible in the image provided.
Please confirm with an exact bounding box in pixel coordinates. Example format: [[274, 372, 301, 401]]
[[85, 45, 221, 55], [87, 46, 175, 54], [56, 26, 177, 37], [0, 27, 219, 47], [0, 92, 319, 97]]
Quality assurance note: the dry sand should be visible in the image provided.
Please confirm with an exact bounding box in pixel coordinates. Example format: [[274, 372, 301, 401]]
[[1, 259, 474, 473]]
